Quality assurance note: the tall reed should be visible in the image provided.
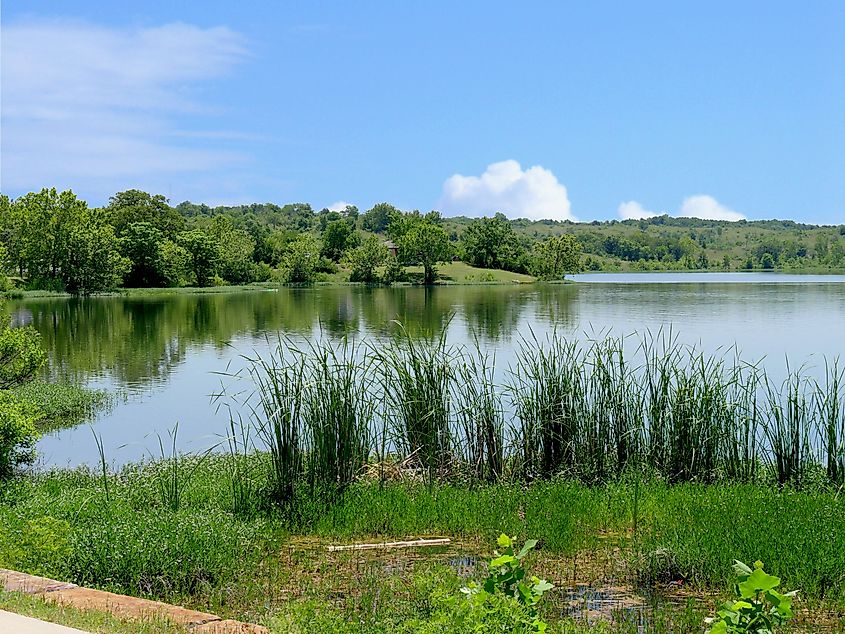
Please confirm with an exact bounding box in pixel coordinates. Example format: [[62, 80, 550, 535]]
[[816, 358, 845, 485], [244, 339, 305, 506], [453, 342, 504, 482], [377, 326, 453, 484], [509, 331, 584, 479], [763, 366, 812, 486], [227, 327, 845, 492], [301, 337, 374, 495]]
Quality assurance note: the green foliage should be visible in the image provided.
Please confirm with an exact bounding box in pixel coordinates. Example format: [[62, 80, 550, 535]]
[[157, 239, 190, 287], [396, 216, 453, 284], [461, 213, 529, 273], [12, 381, 109, 432], [5, 189, 127, 294], [120, 222, 167, 287], [462, 534, 553, 632], [281, 234, 321, 284], [531, 235, 582, 280], [705, 560, 795, 634], [0, 516, 71, 578], [344, 235, 390, 283], [321, 219, 359, 262], [362, 202, 400, 233], [0, 391, 40, 478], [0, 322, 45, 391], [107, 190, 184, 238], [63, 214, 129, 294], [178, 229, 219, 287]]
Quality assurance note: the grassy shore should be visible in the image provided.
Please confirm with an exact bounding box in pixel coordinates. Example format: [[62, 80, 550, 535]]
[[1, 461, 843, 632]]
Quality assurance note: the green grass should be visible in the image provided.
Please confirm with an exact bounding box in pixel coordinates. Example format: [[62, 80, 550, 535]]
[[405, 261, 536, 284], [1, 461, 843, 629], [12, 381, 110, 432], [0, 590, 188, 633]]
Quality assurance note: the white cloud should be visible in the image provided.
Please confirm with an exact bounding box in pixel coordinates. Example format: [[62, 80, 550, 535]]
[[327, 201, 353, 212], [0, 18, 248, 200], [679, 195, 745, 221], [617, 200, 658, 220], [439, 160, 575, 221], [618, 195, 745, 222]]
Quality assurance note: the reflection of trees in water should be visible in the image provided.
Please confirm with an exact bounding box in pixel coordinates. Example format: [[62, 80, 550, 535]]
[[11, 287, 565, 389], [532, 285, 579, 329], [458, 287, 533, 343]]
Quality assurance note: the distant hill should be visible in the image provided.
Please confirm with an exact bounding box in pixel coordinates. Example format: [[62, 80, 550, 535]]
[[176, 200, 845, 272]]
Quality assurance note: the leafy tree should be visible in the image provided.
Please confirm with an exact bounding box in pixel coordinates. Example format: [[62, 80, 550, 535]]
[[344, 235, 389, 283], [267, 229, 298, 266], [0, 301, 45, 478], [280, 203, 315, 232], [11, 188, 83, 285], [362, 203, 400, 233], [321, 219, 359, 262], [281, 235, 321, 283], [179, 230, 219, 287], [397, 217, 452, 284], [158, 240, 190, 287], [107, 190, 184, 237], [531, 235, 582, 280], [7, 189, 125, 293], [121, 222, 166, 287], [63, 217, 129, 294], [210, 216, 256, 284], [461, 214, 528, 272]]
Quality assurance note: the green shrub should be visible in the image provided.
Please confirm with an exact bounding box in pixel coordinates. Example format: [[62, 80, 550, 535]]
[[705, 560, 795, 634], [0, 391, 40, 477]]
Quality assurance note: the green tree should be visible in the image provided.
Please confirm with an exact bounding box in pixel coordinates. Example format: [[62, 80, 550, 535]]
[[63, 217, 129, 294], [281, 235, 321, 283], [321, 220, 359, 262], [11, 188, 85, 285], [179, 230, 219, 287], [121, 222, 166, 287], [158, 240, 190, 287], [344, 235, 389, 283], [398, 218, 452, 284], [107, 190, 184, 237], [210, 217, 256, 284], [531, 235, 582, 280], [461, 214, 527, 272], [362, 203, 400, 233]]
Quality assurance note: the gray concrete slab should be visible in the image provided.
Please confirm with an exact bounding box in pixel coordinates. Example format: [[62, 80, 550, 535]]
[[0, 610, 90, 633]]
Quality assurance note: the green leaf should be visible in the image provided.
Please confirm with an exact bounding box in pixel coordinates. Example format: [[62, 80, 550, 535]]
[[732, 560, 753, 577], [739, 567, 781, 596], [496, 533, 513, 549], [490, 554, 515, 568], [707, 621, 728, 634], [516, 538, 538, 559]]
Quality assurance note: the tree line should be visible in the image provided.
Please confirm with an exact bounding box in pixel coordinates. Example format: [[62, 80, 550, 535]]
[[0, 190, 582, 294]]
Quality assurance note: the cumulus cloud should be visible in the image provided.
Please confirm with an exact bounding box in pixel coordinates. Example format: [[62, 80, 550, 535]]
[[679, 195, 745, 221], [617, 200, 658, 220], [327, 201, 353, 212], [438, 160, 575, 221], [618, 195, 745, 222], [0, 18, 248, 199]]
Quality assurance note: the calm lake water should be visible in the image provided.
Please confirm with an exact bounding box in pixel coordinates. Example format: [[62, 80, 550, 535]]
[[10, 273, 845, 467]]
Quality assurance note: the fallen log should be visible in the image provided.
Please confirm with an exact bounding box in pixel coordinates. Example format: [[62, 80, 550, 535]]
[[326, 538, 451, 552]]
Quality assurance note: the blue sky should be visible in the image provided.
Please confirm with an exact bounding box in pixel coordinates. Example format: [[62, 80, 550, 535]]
[[2, 1, 843, 223]]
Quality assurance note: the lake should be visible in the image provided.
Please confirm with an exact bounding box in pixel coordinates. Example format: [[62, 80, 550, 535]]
[[10, 273, 845, 467]]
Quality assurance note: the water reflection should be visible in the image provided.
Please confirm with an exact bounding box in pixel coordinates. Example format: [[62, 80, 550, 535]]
[[11, 276, 845, 466]]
